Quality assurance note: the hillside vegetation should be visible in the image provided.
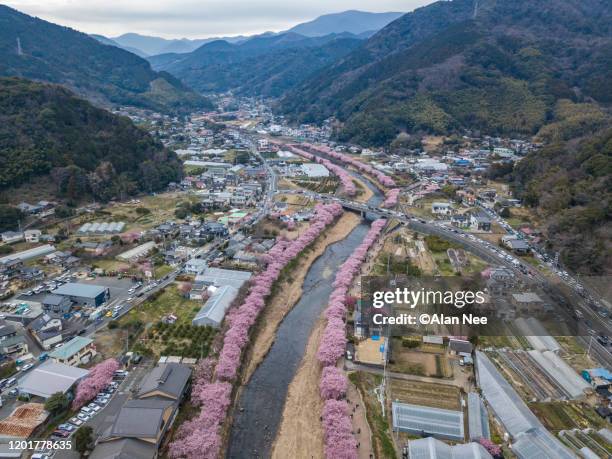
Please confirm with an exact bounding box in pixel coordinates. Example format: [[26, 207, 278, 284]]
[[511, 128, 612, 274], [0, 78, 182, 202], [0, 5, 211, 113], [150, 33, 363, 97], [280, 0, 612, 146]]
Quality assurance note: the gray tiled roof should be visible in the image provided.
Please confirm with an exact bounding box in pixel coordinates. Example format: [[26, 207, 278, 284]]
[[137, 363, 191, 399]]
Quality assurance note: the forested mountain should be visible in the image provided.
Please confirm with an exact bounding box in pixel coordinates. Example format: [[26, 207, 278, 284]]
[[280, 0, 612, 146], [509, 126, 612, 274], [0, 78, 182, 202], [286, 10, 403, 37], [0, 5, 211, 113], [149, 32, 363, 97]]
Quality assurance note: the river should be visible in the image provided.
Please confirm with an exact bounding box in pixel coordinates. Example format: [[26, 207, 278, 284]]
[[227, 174, 382, 458]]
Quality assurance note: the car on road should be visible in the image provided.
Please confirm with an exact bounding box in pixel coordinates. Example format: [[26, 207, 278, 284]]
[[20, 363, 33, 372]]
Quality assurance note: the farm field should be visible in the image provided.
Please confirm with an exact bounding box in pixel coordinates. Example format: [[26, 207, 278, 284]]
[[389, 379, 461, 410]]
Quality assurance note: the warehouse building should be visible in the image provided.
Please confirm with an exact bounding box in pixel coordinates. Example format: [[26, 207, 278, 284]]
[[392, 402, 464, 441], [18, 361, 89, 399], [192, 285, 238, 328], [51, 282, 110, 307], [195, 266, 252, 290]]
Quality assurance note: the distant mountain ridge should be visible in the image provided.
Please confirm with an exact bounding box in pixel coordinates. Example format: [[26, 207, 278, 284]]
[[280, 0, 612, 146], [101, 10, 402, 57], [149, 32, 363, 97], [287, 10, 403, 37], [0, 5, 211, 113], [108, 32, 248, 56]]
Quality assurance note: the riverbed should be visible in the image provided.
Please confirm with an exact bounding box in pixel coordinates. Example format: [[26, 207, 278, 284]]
[[227, 173, 382, 458]]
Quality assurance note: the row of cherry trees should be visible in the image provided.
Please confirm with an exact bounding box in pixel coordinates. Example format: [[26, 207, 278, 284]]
[[72, 358, 120, 409], [168, 203, 344, 459], [304, 143, 396, 188], [382, 188, 400, 207], [317, 218, 386, 459], [288, 145, 357, 196]]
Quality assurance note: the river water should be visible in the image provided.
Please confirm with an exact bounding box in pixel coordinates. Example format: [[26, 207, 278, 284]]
[[227, 175, 382, 458]]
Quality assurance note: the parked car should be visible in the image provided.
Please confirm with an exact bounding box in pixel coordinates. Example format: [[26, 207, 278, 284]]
[[76, 413, 90, 422], [87, 403, 101, 412], [51, 430, 70, 438], [58, 423, 75, 432], [69, 417, 83, 427], [20, 363, 33, 372]]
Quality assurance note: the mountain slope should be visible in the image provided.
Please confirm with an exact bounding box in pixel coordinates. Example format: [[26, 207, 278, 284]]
[[280, 0, 612, 146], [0, 5, 211, 113], [0, 77, 182, 202], [287, 10, 403, 37], [511, 126, 612, 274], [149, 33, 363, 97]]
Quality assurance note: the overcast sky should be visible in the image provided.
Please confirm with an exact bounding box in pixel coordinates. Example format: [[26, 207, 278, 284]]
[[4, 0, 432, 38]]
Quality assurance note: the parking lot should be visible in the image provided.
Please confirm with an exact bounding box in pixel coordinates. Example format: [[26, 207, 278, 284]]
[[53, 360, 154, 459]]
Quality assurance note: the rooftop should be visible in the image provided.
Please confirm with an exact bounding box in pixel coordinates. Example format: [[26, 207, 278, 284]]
[[110, 399, 174, 439], [52, 282, 107, 299], [49, 336, 93, 360], [0, 403, 48, 439], [18, 361, 89, 398], [193, 285, 238, 326], [392, 402, 464, 441], [137, 363, 191, 400]]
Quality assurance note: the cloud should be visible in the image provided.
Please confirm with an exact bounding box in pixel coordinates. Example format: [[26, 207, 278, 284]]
[[3, 0, 429, 38]]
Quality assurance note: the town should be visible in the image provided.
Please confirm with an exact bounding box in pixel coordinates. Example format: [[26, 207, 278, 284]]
[[0, 2, 611, 459], [0, 94, 609, 459]]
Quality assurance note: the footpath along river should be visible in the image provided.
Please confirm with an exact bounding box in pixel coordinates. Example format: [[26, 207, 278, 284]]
[[227, 175, 383, 458]]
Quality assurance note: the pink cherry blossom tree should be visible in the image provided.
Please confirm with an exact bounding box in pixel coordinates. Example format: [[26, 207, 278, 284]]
[[316, 218, 386, 458], [303, 143, 396, 188], [322, 399, 357, 459], [383, 188, 400, 207], [320, 366, 348, 400], [72, 359, 120, 409], [479, 438, 502, 457]]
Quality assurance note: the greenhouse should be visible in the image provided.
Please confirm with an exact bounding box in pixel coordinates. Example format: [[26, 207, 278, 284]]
[[392, 402, 464, 441], [467, 392, 490, 441], [406, 437, 492, 459]]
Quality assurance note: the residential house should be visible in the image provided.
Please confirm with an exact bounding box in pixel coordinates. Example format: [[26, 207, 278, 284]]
[[24, 230, 42, 243], [469, 211, 492, 232], [49, 336, 96, 366], [431, 202, 453, 216]]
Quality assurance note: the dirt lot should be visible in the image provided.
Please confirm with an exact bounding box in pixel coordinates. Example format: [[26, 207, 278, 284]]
[[389, 346, 453, 379], [389, 379, 461, 410]]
